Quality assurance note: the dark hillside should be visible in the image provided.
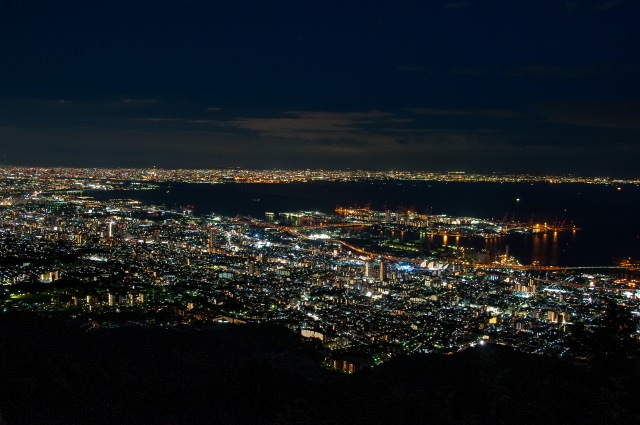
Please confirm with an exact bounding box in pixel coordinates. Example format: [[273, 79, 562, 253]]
[[1, 313, 638, 425]]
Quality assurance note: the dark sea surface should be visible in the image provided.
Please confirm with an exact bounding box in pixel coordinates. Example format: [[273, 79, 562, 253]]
[[93, 181, 640, 267]]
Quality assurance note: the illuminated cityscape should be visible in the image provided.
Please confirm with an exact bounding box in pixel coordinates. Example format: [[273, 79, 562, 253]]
[[2, 167, 638, 374], [1, 165, 638, 188], [2, 171, 640, 423], [2, 0, 640, 423]]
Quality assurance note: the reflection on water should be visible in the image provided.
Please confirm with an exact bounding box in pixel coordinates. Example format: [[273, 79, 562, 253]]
[[550, 233, 559, 266], [466, 232, 570, 266], [387, 229, 583, 266], [532, 233, 544, 265], [94, 181, 640, 267]]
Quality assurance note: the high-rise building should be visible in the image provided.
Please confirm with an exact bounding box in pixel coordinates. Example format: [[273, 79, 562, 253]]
[[208, 227, 215, 253]]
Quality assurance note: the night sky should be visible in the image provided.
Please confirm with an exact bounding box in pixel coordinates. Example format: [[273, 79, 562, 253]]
[[1, 0, 639, 175]]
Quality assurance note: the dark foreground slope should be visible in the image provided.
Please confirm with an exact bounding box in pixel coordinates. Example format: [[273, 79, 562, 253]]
[[1, 313, 639, 425]]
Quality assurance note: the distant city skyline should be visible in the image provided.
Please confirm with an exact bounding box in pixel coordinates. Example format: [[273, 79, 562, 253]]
[[1, 165, 638, 183], [1, 1, 639, 175]]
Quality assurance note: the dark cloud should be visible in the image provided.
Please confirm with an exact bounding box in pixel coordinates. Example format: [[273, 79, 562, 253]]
[[594, 1, 621, 11], [309, 138, 369, 148], [228, 111, 398, 140], [393, 133, 480, 148], [0, 1, 637, 174], [452, 67, 491, 76], [565, 1, 579, 12], [445, 1, 472, 9], [505, 64, 621, 78], [407, 108, 520, 118], [139, 118, 186, 123], [396, 65, 437, 74], [541, 100, 640, 130], [118, 98, 159, 105], [564, 0, 623, 12]]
